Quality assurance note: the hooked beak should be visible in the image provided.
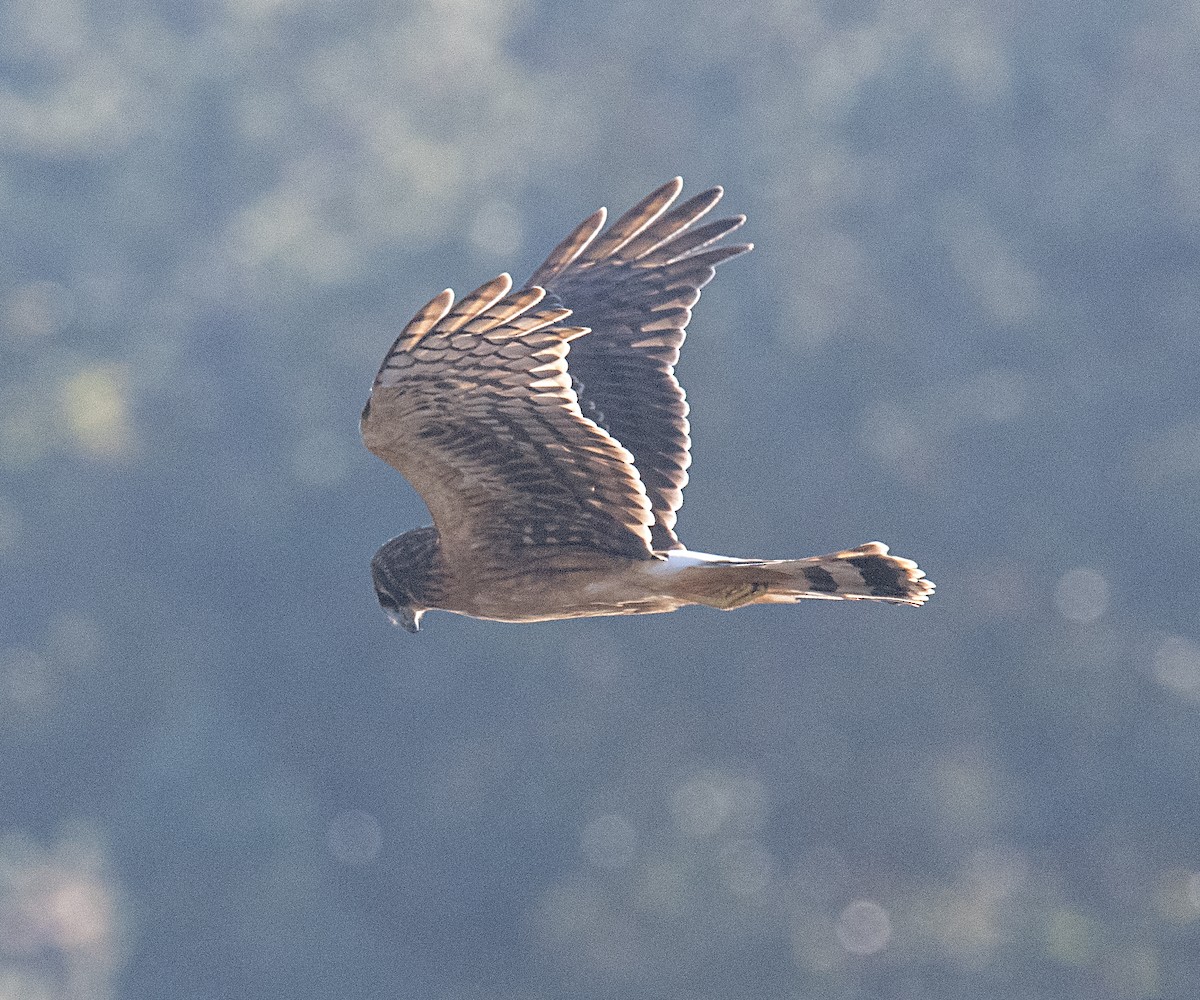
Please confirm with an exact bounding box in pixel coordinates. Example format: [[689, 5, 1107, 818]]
[[387, 606, 421, 633]]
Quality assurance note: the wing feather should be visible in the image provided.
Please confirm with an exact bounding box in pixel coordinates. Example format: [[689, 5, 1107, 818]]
[[635, 215, 748, 265], [526, 179, 752, 549], [613, 185, 725, 260], [395, 289, 454, 353], [362, 279, 657, 569], [527, 210, 607, 287], [572, 178, 684, 264], [440, 273, 513, 332]]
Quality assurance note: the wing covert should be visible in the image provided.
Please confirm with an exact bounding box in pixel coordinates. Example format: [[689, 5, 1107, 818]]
[[361, 274, 657, 567]]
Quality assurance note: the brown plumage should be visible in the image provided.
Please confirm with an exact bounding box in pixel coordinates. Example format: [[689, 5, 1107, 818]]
[[362, 178, 933, 632]]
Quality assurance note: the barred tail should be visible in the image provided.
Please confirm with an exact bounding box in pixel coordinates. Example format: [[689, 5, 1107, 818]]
[[680, 542, 934, 609]]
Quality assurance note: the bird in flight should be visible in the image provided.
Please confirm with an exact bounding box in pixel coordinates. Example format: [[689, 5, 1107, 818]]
[[362, 178, 933, 632]]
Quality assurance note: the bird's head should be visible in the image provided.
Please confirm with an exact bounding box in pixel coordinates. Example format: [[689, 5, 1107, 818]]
[[373, 581, 424, 633], [370, 528, 440, 634]]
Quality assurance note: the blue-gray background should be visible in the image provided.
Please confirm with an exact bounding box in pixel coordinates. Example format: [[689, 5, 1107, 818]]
[[3, 1, 1199, 997]]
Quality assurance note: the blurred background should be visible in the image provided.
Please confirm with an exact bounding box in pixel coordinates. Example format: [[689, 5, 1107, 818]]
[[2, 0, 1199, 997]]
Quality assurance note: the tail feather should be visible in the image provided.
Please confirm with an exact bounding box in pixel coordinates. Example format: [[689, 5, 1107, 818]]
[[675, 542, 934, 609]]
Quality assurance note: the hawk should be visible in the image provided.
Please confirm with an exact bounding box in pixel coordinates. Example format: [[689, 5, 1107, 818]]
[[362, 178, 933, 632]]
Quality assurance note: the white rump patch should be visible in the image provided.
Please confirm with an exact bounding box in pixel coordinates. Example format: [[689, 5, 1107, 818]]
[[649, 548, 742, 574]]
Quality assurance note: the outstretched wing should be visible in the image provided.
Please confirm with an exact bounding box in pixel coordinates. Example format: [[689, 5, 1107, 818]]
[[527, 178, 752, 550], [361, 274, 657, 569]]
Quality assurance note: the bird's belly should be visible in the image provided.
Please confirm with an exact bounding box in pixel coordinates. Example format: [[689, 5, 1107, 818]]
[[457, 568, 684, 623]]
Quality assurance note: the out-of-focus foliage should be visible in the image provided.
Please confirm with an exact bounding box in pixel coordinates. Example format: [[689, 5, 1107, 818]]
[[2, 0, 1199, 997]]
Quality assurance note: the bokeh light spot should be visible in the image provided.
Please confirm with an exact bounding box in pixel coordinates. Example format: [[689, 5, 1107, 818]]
[[326, 810, 382, 866], [1054, 567, 1109, 624], [670, 773, 768, 839], [2, 280, 74, 342], [1156, 868, 1200, 922], [835, 899, 892, 956], [0, 646, 52, 717], [0, 825, 121, 996], [1151, 635, 1200, 702], [60, 367, 132, 458], [1045, 907, 1100, 965], [929, 754, 1016, 835], [934, 19, 1011, 103], [941, 197, 1041, 325]]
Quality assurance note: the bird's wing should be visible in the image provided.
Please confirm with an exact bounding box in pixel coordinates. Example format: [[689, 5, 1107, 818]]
[[361, 274, 657, 568], [526, 178, 752, 550]]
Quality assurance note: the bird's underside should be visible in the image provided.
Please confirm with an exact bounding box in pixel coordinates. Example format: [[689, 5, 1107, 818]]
[[370, 533, 932, 631], [361, 178, 934, 632]]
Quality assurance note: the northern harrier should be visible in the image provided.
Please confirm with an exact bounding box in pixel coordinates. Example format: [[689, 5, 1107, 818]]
[[362, 179, 933, 632]]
